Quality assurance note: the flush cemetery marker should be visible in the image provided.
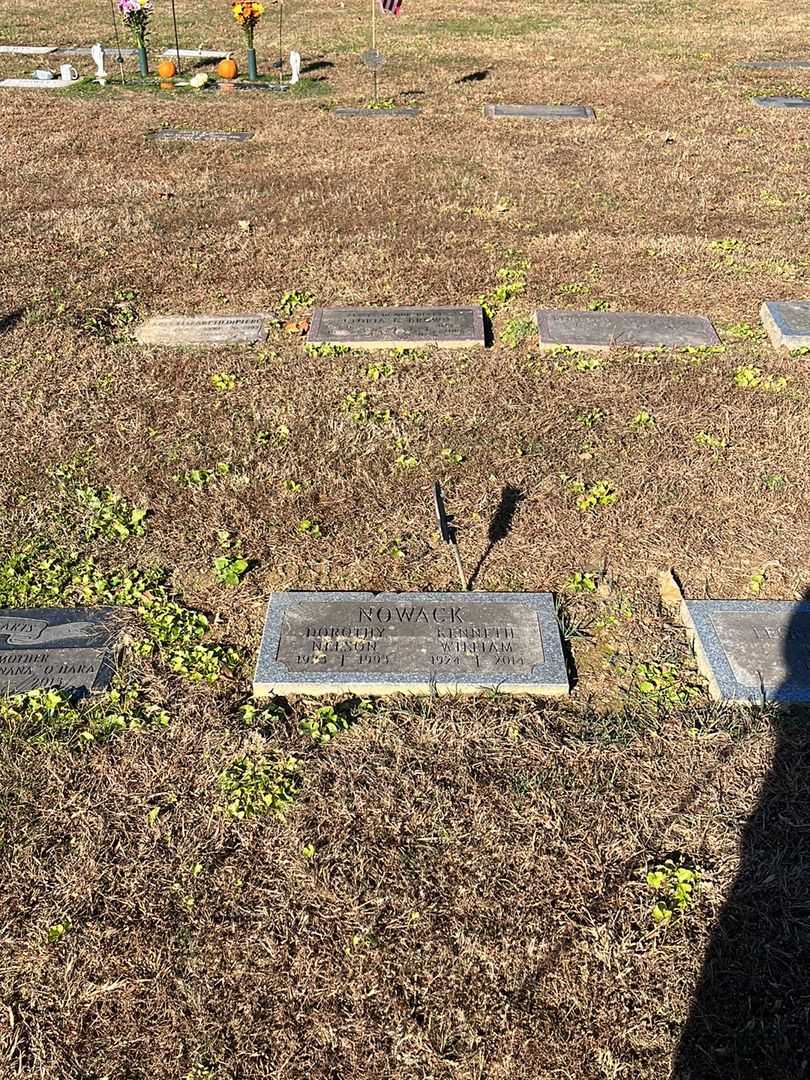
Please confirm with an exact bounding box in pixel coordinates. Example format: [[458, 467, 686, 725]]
[[333, 106, 420, 118], [254, 592, 568, 697], [136, 314, 270, 346], [760, 300, 810, 349], [740, 59, 810, 70], [535, 309, 720, 350], [484, 103, 595, 120], [753, 96, 810, 108], [682, 599, 810, 704], [0, 608, 119, 696], [148, 129, 253, 142], [307, 306, 485, 349]]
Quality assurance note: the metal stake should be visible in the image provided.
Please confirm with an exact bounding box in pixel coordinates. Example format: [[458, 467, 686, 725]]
[[169, 0, 182, 73], [108, 0, 126, 85], [433, 482, 468, 592], [371, 0, 378, 101]]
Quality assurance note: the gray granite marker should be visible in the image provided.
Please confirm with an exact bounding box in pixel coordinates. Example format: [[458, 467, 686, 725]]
[[57, 46, 138, 57], [0, 608, 119, 696], [0, 45, 57, 54], [761, 300, 810, 349], [136, 314, 269, 346], [682, 599, 810, 704], [254, 591, 568, 697], [307, 306, 485, 350], [160, 48, 230, 59], [484, 103, 595, 120], [753, 96, 810, 108], [148, 129, 253, 142], [535, 309, 720, 350], [740, 59, 810, 70], [333, 107, 420, 118], [231, 82, 287, 93]]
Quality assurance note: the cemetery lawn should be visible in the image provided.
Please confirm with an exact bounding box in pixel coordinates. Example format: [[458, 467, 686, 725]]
[[3, 0, 810, 1076]]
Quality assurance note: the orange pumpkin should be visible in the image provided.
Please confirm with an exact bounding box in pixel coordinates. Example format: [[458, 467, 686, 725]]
[[217, 57, 238, 80], [157, 59, 177, 79]]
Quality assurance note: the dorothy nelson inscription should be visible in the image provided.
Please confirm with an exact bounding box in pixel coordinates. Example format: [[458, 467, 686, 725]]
[[0, 607, 118, 695], [254, 592, 568, 697]]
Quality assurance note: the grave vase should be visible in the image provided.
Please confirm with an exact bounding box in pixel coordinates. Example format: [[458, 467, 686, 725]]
[[137, 44, 149, 77], [247, 47, 258, 81]]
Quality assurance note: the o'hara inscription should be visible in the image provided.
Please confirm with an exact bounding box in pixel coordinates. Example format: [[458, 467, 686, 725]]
[[306, 306, 486, 350], [0, 607, 119, 696], [682, 599, 810, 704], [254, 592, 568, 697]]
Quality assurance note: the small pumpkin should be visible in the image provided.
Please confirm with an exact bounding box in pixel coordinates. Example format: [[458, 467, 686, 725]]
[[217, 57, 238, 80], [157, 59, 177, 79]]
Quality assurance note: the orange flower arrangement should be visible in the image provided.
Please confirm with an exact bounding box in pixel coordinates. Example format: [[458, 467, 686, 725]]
[[232, 1, 265, 48]]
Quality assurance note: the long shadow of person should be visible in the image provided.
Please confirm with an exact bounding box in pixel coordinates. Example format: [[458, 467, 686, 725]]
[[467, 485, 525, 590], [674, 594, 810, 1079]]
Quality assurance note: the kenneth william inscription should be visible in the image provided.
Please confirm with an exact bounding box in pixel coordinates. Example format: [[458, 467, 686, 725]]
[[0, 607, 119, 696], [254, 591, 568, 696]]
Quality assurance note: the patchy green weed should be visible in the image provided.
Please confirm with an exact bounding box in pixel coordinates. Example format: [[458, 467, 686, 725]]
[[219, 753, 302, 819], [645, 858, 702, 925]]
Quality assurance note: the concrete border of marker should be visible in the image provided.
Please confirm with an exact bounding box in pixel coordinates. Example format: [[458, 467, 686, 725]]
[[534, 309, 720, 351], [484, 103, 596, 121], [307, 305, 486, 350], [760, 300, 810, 350], [147, 129, 254, 143], [753, 96, 810, 108], [135, 313, 271, 347], [253, 590, 569, 698], [333, 106, 420, 118]]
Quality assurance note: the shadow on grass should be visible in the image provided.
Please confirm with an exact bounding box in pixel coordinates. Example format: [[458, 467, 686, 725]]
[[0, 309, 24, 335], [674, 594, 810, 1080], [468, 484, 524, 590]]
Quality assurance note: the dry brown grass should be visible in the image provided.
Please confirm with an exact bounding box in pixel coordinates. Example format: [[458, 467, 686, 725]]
[[2, 0, 810, 1076]]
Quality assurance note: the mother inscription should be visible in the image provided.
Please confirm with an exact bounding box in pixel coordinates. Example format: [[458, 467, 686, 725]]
[[254, 592, 568, 697], [0, 607, 119, 696], [307, 306, 485, 350]]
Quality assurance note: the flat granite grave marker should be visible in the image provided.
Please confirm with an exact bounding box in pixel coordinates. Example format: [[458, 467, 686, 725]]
[[307, 306, 485, 350], [0, 607, 119, 696], [333, 106, 419, 118], [231, 82, 287, 92], [254, 591, 569, 697], [760, 300, 810, 349], [753, 96, 810, 108], [160, 48, 230, 59], [0, 45, 57, 54], [148, 129, 253, 142], [136, 314, 269, 346], [740, 59, 810, 70], [57, 46, 138, 57], [0, 79, 71, 90], [484, 103, 595, 121], [535, 309, 720, 350], [682, 599, 810, 704]]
